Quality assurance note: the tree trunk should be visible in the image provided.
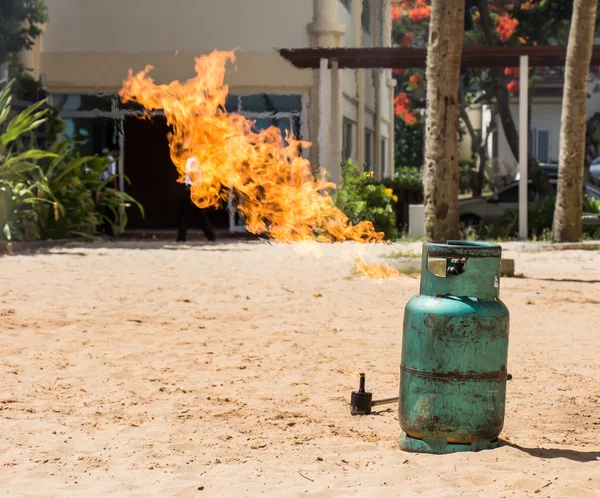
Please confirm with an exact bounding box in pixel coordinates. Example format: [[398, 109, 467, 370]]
[[423, 0, 465, 241], [552, 0, 598, 242]]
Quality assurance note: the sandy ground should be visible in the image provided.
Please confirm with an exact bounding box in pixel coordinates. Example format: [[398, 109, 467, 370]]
[[0, 240, 599, 497]]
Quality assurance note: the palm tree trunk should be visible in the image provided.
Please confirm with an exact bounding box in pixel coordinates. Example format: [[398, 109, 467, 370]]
[[423, 0, 465, 241], [552, 0, 598, 242]]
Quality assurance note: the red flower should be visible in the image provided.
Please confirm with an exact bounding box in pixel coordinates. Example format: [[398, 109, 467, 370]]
[[394, 93, 418, 125], [506, 81, 520, 94], [400, 33, 414, 47], [504, 67, 519, 77], [496, 15, 519, 42], [408, 6, 431, 22], [392, 68, 406, 76], [394, 92, 410, 117], [409, 74, 423, 86], [404, 113, 418, 125], [392, 5, 403, 23]]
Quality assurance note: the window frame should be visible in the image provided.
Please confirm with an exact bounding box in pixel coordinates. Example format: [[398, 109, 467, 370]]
[[342, 118, 355, 161], [339, 0, 351, 11], [361, 0, 372, 33], [364, 128, 374, 172], [381, 138, 387, 177]]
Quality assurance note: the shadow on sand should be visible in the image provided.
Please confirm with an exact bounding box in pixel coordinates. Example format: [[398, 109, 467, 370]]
[[501, 440, 600, 462]]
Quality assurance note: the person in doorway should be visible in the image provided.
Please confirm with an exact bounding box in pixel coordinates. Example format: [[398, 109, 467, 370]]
[[99, 149, 120, 236], [176, 156, 216, 243]]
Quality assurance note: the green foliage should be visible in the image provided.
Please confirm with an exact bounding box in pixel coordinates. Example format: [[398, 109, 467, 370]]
[[0, 81, 143, 241], [334, 160, 397, 240], [386, 166, 422, 191], [394, 115, 424, 169], [0, 0, 48, 65]]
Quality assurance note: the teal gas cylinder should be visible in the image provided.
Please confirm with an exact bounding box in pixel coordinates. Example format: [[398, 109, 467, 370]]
[[399, 241, 510, 454]]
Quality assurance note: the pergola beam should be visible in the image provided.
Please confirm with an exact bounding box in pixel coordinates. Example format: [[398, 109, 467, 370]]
[[279, 45, 600, 69]]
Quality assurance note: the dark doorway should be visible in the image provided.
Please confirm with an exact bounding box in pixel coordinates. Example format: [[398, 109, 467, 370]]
[[123, 116, 229, 230]]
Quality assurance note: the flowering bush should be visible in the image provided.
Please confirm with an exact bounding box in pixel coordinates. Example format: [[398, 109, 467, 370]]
[[334, 160, 397, 240]]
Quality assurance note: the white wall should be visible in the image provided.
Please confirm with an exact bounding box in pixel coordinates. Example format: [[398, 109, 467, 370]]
[[496, 100, 562, 167], [495, 78, 600, 167], [43, 0, 312, 53]]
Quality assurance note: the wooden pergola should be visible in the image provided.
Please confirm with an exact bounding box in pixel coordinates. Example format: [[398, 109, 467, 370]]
[[279, 46, 600, 69], [278, 45, 600, 239]]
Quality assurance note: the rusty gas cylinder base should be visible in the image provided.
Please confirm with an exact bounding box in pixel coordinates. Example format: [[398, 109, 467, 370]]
[[400, 431, 500, 454]]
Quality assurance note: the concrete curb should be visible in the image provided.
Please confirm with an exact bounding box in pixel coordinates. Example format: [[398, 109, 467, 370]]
[[509, 242, 600, 252], [1, 231, 260, 255]]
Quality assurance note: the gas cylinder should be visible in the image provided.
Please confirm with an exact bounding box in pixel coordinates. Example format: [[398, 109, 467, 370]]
[[399, 241, 510, 454]]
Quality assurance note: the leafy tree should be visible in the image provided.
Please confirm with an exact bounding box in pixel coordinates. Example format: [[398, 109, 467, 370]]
[[0, 0, 48, 75], [391, 0, 600, 196]]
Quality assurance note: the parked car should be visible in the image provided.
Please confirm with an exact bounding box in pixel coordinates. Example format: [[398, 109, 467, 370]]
[[587, 157, 600, 183], [514, 162, 558, 181], [459, 178, 600, 227]]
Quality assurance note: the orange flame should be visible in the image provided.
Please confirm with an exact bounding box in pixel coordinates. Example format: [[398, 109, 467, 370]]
[[119, 51, 384, 244], [353, 258, 401, 280], [340, 369, 362, 379]]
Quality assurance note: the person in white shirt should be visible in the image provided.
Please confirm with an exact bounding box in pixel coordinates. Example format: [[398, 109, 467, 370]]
[[176, 156, 216, 243], [101, 149, 119, 188]]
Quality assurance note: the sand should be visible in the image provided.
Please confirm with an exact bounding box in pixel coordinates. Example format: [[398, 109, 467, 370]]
[[0, 240, 599, 497]]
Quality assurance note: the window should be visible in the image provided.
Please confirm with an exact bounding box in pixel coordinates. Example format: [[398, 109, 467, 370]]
[[240, 94, 302, 114], [361, 0, 372, 33], [364, 129, 374, 171], [50, 93, 113, 113], [537, 129, 550, 162], [343, 119, 354, 160], [381, 138, 387, 176], [528, 128, 551, 162], [227, 93, 303, 143]]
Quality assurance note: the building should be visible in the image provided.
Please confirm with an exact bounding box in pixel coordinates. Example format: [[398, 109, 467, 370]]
[[461, 62, 600, 174], [19, 0, 395, 232]]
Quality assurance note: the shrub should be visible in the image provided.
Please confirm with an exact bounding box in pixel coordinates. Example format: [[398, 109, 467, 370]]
[[386, 166, 423, 191], [334, 160, 397, 240], [0, 81, 143, 241]]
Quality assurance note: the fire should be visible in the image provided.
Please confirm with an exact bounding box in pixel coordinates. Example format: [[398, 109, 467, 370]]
[[340, 369, 362, 379], [119, 51, 384, 244], [353, 258, 401, 280]]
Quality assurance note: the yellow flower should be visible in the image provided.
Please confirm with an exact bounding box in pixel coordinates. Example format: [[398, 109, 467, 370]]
[[392, 195, 398, 202], [385, 188, 394, 197]]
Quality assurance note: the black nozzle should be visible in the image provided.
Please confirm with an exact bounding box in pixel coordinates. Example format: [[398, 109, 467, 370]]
[[351, 373, 373, 415]]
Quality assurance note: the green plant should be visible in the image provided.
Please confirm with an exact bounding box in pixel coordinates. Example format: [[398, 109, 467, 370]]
[[0, 82, 143, 240], [387, 166, 423, 191], [394, 115, 424, 169], [0, 79, 56, 237], [334, 160, 397, 240]]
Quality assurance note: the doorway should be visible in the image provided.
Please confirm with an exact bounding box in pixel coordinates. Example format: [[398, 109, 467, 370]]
[[123, 115, 229, 230]]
